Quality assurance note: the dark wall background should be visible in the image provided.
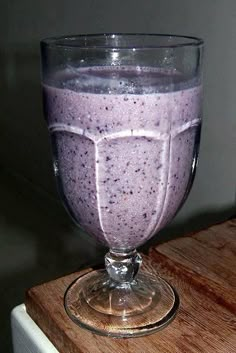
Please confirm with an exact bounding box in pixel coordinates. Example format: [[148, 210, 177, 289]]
[[1, 0, 235, 227]]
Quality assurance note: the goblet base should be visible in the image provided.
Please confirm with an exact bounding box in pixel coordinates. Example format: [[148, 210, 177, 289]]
[[64, 269, 179, 338]]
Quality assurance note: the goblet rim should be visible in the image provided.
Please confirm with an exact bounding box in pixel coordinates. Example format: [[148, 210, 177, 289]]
[[41, 33, 204, 50]]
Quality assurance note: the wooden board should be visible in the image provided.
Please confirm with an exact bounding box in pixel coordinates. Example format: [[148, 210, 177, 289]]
[[26, 219, 236, 353]]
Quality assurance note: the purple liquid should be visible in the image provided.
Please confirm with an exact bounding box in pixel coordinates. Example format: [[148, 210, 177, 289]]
[[43, 66, 202, 250]]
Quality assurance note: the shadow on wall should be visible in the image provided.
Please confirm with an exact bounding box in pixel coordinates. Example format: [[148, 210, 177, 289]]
[[0, 46, 57, 196], [0, 169, 105, 353], [143, 205, 236, 251]]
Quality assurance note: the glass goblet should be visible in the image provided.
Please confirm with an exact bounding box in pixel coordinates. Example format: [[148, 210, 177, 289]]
[[41, 34, 203, 337]]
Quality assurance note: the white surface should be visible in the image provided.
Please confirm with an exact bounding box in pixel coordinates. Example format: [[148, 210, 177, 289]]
[[11, 304, 59, 353]]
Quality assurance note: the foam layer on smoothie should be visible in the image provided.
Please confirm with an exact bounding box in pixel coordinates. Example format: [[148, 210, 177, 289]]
[[44, 66, 201, 249]]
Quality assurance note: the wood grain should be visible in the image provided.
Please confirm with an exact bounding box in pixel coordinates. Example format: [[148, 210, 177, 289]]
[[26, 219, 236, 353]]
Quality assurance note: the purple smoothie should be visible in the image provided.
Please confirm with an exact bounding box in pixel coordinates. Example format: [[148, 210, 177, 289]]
[[43, 66, 202, 250]]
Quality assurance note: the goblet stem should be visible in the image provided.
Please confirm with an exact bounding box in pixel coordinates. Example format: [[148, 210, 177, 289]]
[[105, 249, 142, 286], [84, 249, 151, 317]]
